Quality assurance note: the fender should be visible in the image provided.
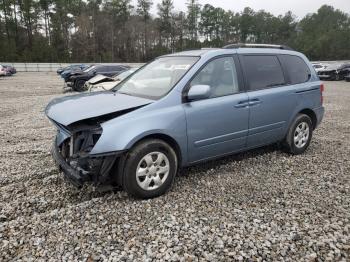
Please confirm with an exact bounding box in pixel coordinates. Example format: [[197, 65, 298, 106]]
[[90, 102, 189, 165]]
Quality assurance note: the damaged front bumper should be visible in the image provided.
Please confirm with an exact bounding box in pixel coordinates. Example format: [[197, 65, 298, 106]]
[[51, 125, 124, 188], [52, 141, 123, 187]]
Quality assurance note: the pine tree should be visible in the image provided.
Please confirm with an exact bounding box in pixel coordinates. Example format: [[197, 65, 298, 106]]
[[157, 0, 174, 50], [186, 0, 200, 42], [137, 0, 153, 59]]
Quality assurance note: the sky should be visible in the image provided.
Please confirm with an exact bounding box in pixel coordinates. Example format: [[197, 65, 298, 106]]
[[136, 0, 350, 19]]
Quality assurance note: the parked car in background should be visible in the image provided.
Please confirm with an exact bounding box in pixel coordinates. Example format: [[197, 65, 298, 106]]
[[317, 63, 350, 81], [312, 63, 328, 72], [345, 73, 350, 82], [0, 65, 6, 76], [46, 44, 324, 199], [61, 65, 92, 82], [67, 64, 130, 91], [3, 65, 16, 75], [57, 64, 87, 75], [85, 68, 139, 92], [339, 64, 350, 80]]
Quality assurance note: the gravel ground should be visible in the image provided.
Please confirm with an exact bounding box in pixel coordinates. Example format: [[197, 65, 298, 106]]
[[0, 73, 349, 261]]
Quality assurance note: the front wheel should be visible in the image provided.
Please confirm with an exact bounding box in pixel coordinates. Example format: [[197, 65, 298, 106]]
[[74, 80, 86, 92], [123, 139, 178, 199], [283, 114, 313, 155]]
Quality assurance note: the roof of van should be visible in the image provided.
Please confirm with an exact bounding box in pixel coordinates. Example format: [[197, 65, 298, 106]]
[[165, 49, 219, 56], [165, 47, 301, 57]]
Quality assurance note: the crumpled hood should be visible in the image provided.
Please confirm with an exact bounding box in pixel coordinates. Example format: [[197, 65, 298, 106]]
[[90, 81, 120, 92], [87, 74, 113, 85], [46, 91, 153, 126]]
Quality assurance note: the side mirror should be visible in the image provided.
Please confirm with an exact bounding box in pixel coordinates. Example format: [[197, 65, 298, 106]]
[[187, 85, 211, 101]]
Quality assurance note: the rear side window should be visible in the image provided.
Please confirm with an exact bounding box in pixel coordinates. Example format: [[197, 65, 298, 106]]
[[241, 55, 285, 90], [96, 66, 107, 72], [110, 66, 121, 71], [280, 55, 311, 84]]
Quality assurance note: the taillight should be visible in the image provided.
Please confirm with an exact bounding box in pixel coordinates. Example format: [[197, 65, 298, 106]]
[[320, 83, 324, 105]]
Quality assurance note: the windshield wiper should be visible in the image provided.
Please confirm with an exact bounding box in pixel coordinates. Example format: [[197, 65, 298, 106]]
[[117, 91, 132, 96]]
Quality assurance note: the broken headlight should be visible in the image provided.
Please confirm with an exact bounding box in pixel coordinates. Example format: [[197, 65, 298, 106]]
[[71, 126, 102, 156]]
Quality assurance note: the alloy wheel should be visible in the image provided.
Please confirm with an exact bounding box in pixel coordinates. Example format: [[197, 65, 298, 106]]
[[294, 122, 310, 148], [136, 152, 170, 191]]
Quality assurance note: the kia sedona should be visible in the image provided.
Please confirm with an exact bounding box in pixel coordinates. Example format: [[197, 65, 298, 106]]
[[46, 44, 325, 199]]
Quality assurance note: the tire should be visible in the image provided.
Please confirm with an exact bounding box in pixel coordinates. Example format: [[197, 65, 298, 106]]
[[123, 139, 178, 199], [74, 80, 86, 92], [283, 114, 313, 155]]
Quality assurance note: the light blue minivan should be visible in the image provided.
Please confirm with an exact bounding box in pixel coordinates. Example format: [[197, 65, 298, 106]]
[[46, 44, 325, 199]]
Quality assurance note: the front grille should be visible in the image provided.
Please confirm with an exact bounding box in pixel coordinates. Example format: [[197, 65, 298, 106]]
[[58, 127, 102, 160], [59, 138, 71, 160]]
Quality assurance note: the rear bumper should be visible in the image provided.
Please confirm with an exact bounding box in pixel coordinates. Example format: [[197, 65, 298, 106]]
[[51, 140, 122, 187], [314, 106, 325, 128]]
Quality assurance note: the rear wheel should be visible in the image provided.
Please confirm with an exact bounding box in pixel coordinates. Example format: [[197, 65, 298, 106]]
[[283, 114, 313, 155], [123, 139, 178, 199]]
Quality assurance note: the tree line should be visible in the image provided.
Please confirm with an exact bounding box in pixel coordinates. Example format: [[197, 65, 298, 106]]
[[0, 0, 349, 63]]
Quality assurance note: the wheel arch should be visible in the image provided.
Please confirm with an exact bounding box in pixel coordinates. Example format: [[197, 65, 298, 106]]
[[298, 108, 317, 130], [128, 133, 183, 167]]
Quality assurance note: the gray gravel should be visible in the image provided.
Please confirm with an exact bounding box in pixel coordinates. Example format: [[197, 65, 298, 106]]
[[0, 73, 349, 261]]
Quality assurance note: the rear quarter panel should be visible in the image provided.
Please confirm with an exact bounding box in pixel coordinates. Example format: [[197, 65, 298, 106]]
[[285, 80, 323, 131], [287, 54, 323, 130]]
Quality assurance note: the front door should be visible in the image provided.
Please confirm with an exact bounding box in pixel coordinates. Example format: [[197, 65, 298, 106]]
[[183, 56, 249, 163]]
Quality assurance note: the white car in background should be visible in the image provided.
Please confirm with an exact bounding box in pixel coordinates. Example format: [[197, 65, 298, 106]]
[[86, 68, 139, 92], [312, 62, 329, 72], [0, 65, 7, 76]]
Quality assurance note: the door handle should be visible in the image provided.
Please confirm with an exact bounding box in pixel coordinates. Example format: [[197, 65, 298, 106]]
[[249, 99, 262, 106], [234, 101, 249, 108]]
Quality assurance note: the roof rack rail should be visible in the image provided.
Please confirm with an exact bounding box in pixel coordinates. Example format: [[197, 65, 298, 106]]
[[200, 48, 218, 50], [223, 43, 294, 51]]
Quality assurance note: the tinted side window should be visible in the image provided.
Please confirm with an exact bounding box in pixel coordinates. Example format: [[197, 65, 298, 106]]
[[96, 66, 106, 72], [190, 57, 239, 98], [280, 55, 311, 84], [109, 66, 120, 72], [241, 55, 285, 90]]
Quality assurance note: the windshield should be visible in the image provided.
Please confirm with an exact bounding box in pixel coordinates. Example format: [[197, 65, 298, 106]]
[[84, 65, 95, 73], [114, 69, 138, 80], [114, 56, 199, 99]]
